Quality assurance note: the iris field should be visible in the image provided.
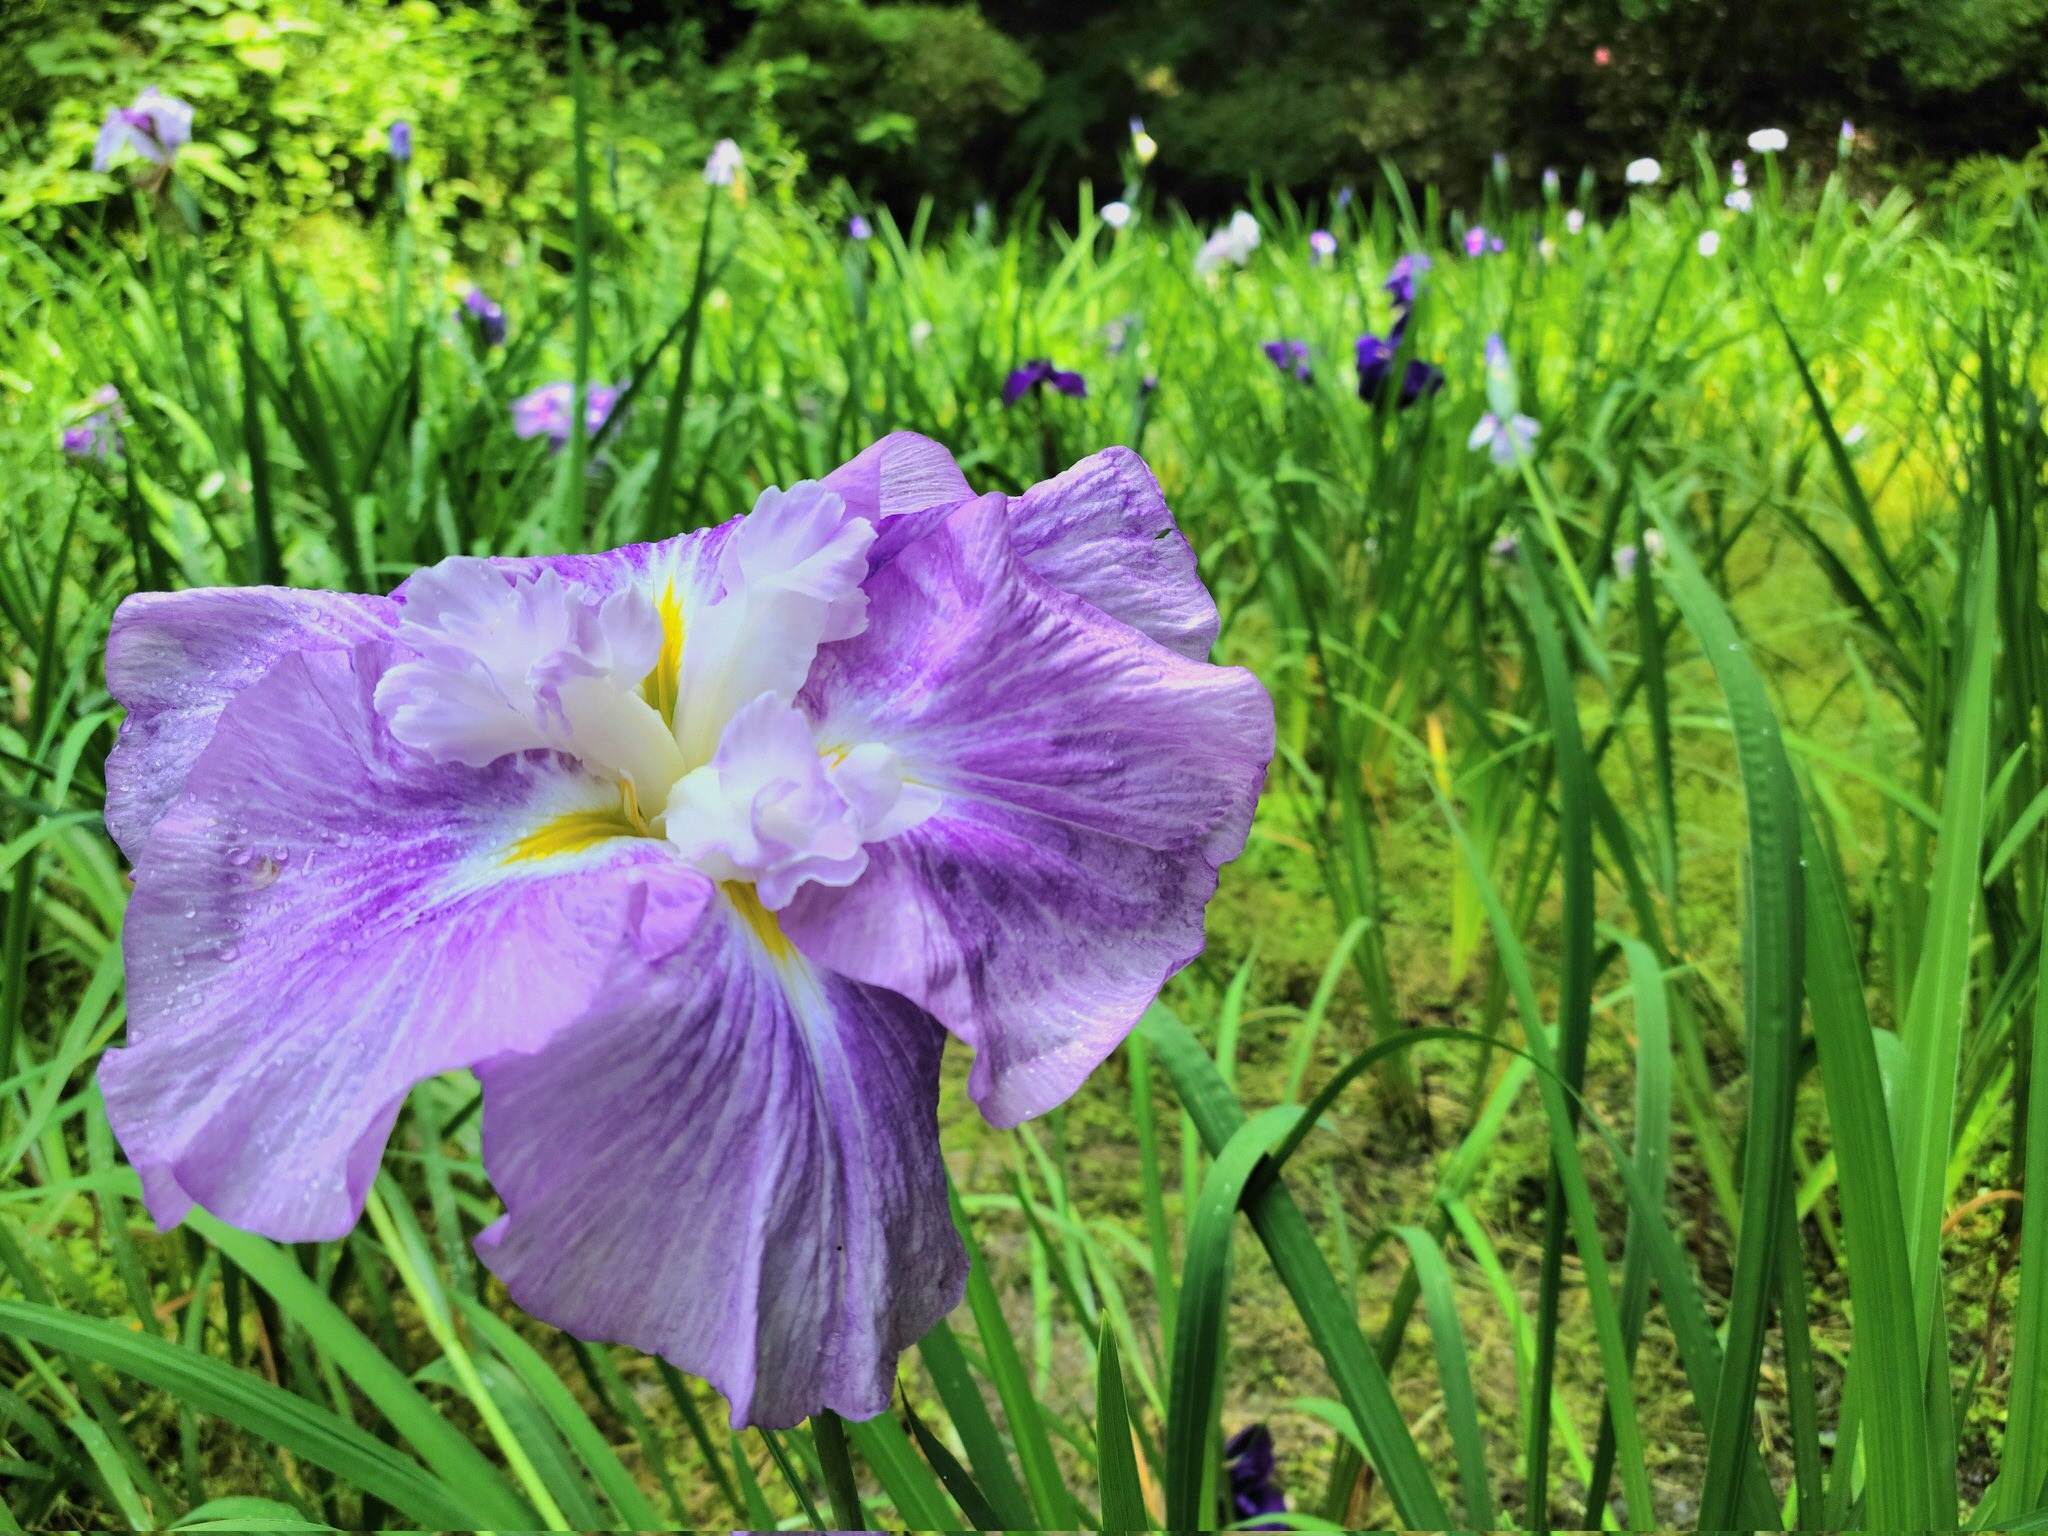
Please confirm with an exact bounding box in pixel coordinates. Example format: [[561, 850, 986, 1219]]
[[3, 89, 2048, 1531]]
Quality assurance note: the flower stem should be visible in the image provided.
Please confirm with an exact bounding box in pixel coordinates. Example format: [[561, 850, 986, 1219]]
[[811, 1409, 866, 1529], [362, 1186, 570, 1529]]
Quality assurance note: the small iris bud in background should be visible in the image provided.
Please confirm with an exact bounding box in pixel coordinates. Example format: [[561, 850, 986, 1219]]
[[1100, 200, 1133, 229], [1542, 166, 1561, 198], [1308, 229, 1336, 264], [387, 120, 413, 163], [1625, 157, 1661, 186], [1748, 127, 1788, 153], [1725, 188, 1753, 213], [1566, 208, 1586, 235], [848, 214, 873, 242], [1130, 117, 1158, 165], [1697, 229, 1722, 257], [1840, 120, 1857, 152]]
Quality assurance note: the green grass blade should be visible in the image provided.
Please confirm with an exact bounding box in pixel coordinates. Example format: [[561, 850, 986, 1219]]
[[1390, 1226, 1492, 1529], [845, 1409, 958, 1530], [950, 1178, 1074, 1528], [190, 1215, 535, 1530], [1798, 797, 1939, 1527], [916, 1320, 1038, 1530], [454, 1297, 663, 1529], [1165, 1105, 1299, 1530], [0, 1302, 477, 1531], [1139, 1005, 1451, 1529], [903, 1393, 1003, 1531], [1097, 1320, 1151, 1532], [1649, 505, 1806, 1531]]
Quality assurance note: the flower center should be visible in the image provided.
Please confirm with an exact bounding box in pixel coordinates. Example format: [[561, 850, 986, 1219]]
[[373, 482, 937, 908]]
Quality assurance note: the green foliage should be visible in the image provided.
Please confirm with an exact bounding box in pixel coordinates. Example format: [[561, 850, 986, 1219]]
[[733, 0, 1042, 203]]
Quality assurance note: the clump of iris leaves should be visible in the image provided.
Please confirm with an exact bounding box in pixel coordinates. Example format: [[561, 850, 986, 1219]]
[[3, 38, 2048, 1536]]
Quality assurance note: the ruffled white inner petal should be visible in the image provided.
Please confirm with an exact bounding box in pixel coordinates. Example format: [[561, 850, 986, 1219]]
[[374, 481, 934, 902]]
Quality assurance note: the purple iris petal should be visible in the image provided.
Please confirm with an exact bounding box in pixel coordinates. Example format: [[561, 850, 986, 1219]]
[[783, 496, 1270, 1126], [1225, 1425, 1288, 1528], [1003, 359, 1086, 405], [94, 87, 194, 172], [1262, 339, 1313, 384], [461, 286, 506, 346], [511, 381, 621, 449], [1385, 252, 1431, 307], [98, 430, 1271, 1431], [1357, 334, 1443, 409]]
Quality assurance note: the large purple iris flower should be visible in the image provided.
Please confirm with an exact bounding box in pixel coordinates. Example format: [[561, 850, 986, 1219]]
[[1225, 1425, 1288, 1528], [97, 433, 1271, 1429], [1002, 359, 1087, 406]]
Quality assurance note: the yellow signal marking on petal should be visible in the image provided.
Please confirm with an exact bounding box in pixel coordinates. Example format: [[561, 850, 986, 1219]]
[[504, 801, 640, 864], [724, 882, 795, 962], [641, 580, 685, 725]]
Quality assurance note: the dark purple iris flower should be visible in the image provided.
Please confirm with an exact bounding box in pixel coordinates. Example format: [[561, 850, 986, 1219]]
[[1225, 1425, 1288, 1529], [1261, 339, 1313, 384], [461, 286, 507, 346], [1002, 359, 1087, 406], [1356, 331, 1445, 409], [1385, 253, 1431, 309]]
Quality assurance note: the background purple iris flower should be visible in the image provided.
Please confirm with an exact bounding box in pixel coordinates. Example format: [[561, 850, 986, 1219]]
[[1262, 339, 1313, 383], [1225, 1425, 1288, 1529], [63, 386, 125, 462], [96, 432, 1271, 1431], [848, 214, 873, 241], [461, 286, 507, 346], [1385, 252, 1430, 307], [387, 120, 413, 162], [93, 87, 193, 172], [511, 381, 621, 448], [1356, 332, 1445, 408], [1002, 359, 1087, 405]]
